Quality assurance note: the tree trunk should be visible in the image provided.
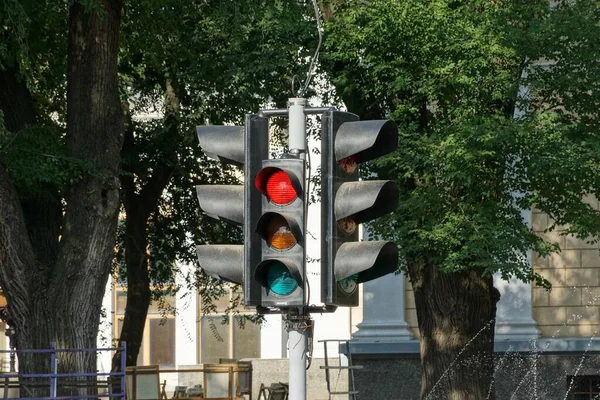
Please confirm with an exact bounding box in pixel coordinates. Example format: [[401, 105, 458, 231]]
[[0, 0, 122, 396], [112, 79, 179, 369], [116, 208, 152, 368], [409, 258, 500, 400], [0, 40, 58, 400], [0, 163, 36, 343], [17, 0, 123, 396], [0, 49, 61, 279]]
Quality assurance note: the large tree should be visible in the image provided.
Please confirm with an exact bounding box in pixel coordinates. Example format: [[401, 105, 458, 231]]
[[0, 0, 123, 396], [321, 0, 600, 398], [113, 0, 315, 368]]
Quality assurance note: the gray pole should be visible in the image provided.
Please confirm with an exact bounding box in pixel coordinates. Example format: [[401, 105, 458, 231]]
[[287, 316, 308, 400], [287, 97, 308, 400], [288, 98, 307, 159]]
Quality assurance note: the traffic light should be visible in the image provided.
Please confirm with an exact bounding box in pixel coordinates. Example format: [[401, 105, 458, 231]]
[[321, 110, 399, 306], [253, 157, 306, 308], [195, 115, 268, 306]]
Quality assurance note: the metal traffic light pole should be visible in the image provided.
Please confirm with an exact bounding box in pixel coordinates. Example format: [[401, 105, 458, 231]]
[[256, 99, 338, 400], [197, 100, 399, 400], [286, 98, 309, 400]]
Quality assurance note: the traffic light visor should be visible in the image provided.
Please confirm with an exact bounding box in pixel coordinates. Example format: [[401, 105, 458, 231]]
[[335, 119, 398, 163]]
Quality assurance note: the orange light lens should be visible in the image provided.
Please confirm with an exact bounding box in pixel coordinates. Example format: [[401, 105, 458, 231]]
[[265, 215, 297, 250]]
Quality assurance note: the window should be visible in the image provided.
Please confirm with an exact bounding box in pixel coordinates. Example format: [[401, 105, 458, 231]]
[[149, 318, 176, 367], [113, 282, 261, 367], [568, 375, 600, 399], [114, 286, 176, 368], [198, 287, 261, 363]]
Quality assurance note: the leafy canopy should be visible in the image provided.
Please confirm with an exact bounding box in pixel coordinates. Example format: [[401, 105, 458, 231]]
[[322, 0, 600, 287]]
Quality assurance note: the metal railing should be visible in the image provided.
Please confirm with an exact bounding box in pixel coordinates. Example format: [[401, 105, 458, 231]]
[[0, 341, 126, 400]]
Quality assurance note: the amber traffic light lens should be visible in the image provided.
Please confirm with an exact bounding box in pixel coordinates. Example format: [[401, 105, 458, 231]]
[[338, 216, 357, 234], [265, 214, 297, 250]]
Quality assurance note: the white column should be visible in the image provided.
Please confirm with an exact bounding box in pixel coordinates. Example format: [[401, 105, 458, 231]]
[[176, 263, 198, 366], [494, 81, 540, 340], [97, 278, 113, 373], [494, 208, 540, 340], [352, 272, 413, 341], [261, 314, 285, 358]]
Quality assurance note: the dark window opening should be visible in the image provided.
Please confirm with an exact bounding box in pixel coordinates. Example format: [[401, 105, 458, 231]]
[[567, 375, 600, 399]]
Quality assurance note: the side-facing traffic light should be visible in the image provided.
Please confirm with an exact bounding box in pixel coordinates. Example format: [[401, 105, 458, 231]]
[[196, 115, 269, 307], [321, 111, 399, 306], [253, 157, 306, 307]]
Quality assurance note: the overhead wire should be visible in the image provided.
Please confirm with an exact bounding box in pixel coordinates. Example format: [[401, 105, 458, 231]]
[[299, 0, 323, 97]]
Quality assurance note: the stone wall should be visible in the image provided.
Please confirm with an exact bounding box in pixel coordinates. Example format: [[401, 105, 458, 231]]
[[351, 354, 421, 400], [352, 351, 600, 400], [532, 199, 600, 338], [248, 358, 348, 400]]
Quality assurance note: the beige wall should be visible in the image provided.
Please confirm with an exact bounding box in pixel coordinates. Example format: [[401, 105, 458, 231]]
[[402, 198, 600, 340], [532, 196, 600, 338], [405, 279, 419, 338]]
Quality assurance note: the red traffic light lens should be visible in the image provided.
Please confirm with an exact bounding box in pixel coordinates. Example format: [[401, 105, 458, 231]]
[[338, 155, 358, 173], [263, 170, 297, 205]]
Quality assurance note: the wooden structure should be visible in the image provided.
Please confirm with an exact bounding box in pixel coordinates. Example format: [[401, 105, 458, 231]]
[[257, 383, 288, 400], [125, 361, 252, 400]]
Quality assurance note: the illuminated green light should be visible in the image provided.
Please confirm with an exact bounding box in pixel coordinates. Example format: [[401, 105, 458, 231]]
[[266, 263, 298, 296]]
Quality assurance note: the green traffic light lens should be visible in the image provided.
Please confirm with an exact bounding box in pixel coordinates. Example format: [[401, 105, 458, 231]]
[[339, 273, 359, 295], [266, 263, 298, 296]]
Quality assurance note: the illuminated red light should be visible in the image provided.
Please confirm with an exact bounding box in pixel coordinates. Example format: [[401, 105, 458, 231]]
[[264, 170, 297, 205]]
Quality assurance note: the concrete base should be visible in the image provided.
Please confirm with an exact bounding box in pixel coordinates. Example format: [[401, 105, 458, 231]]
[[249, 358, 347, 400]]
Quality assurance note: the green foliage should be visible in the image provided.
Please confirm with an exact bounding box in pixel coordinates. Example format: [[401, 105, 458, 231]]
[[119, 0, 315, 122], [0, 0, 69, 203], [2, 0, 316, 323], [322, 0, 600, 288], [0, 0, 68, 118], [114, 0, 316, 314], [0, 126, 93, 200]]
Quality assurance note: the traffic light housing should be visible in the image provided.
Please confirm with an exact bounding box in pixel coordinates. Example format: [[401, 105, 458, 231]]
[[253, 157, 306, 307], [195, 114, 268, 306], [321, 110, 399, 306]]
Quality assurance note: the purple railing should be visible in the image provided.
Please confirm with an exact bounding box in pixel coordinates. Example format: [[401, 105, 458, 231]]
[[0, 341, 126, 400]]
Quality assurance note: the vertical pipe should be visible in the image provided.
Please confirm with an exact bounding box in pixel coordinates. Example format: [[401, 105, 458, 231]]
[[288, 324, 307, 400], [121, 342, 127, 400], [8, 329, 15, 372], [49, 342, 57, 398], [288, 98, 307, 159], [287, 98, 308, 400]]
